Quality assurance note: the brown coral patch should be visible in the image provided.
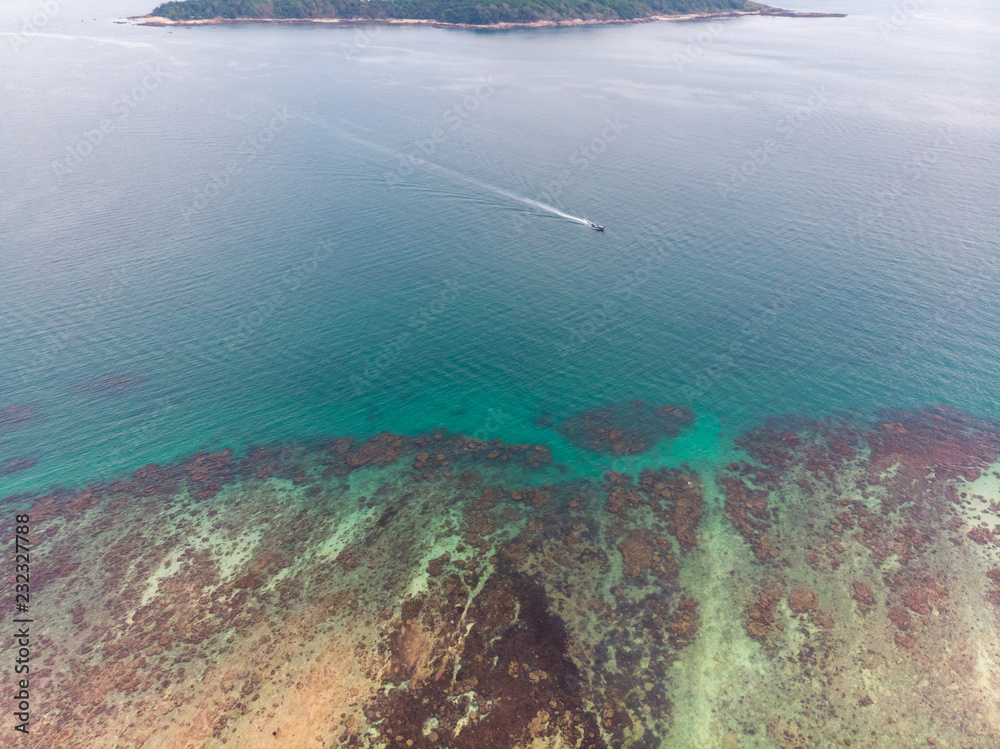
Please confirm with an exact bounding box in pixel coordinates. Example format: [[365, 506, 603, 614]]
[[888, 606, 911, 631], [788, 588, 819, 614], [868, 405, 1000, 482], [967, 526, 998, 546], [606, 487, 641, 515], [752, 534, 780, 562], [343, 432, 409, 468], [528, 488, 551, 509], [367, 567, 605, 748], [812, 610, 835, 629], [639, 467, 704, 551], [618, 529, 654, 579], [239, 442, 312, 482], [667, 596, 700, 648], [556, 400, 693, 455], [69, 373, 148, 397], [0, 403, 42, 433], [426, 554, 449, 577], [894, 574, 948, 615], [1, 456, 38, 476], [617, 529, 677, 581], [738, 425, 801, 470], [183, 449, 236, 499], [852, 581, 876, 614], [744, 588, 783, 641], [130, 463, 181, 496], [472, 487, 505, 511], [720, 475, 778, 561], [738, 416, 862, 481], [603, 470, 633, 489]]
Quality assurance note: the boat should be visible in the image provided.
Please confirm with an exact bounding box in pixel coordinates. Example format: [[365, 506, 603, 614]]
[[589, 222, 605, 231]]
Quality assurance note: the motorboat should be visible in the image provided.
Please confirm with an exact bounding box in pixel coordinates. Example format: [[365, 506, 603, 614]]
[[589, 222, 605, 231]]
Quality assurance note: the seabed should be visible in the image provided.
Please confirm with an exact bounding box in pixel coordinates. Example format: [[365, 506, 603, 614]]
[[2, 403, 999, 748]]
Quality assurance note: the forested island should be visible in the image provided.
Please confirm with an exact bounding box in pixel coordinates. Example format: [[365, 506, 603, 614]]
[[142, 0, 840, 28]]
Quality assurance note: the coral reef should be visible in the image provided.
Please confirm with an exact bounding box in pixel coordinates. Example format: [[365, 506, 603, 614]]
[[638, 467, 704, 551], [744, 588, 783, 640], [852, 580, 876, 614], [0, 403, 41, 433], [1, 455, 38, 476], [867, 405, 1000, 483], [2, 404, 999, 748], [361, 564, 605, 749], [787, 587, 818, 613], [714, 405, 1000, 746], [720, 474, 778, 561], [555, 400, 693, 455]]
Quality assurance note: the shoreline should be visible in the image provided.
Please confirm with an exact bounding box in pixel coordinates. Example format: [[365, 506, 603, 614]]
[[125, 9, 846, 30]]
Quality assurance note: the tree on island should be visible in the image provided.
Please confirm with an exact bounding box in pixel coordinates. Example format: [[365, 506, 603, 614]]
[[149, 0, 766, 24]]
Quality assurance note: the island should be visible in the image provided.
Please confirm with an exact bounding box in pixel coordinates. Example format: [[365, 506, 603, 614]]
[[134, 0, 844, 29]]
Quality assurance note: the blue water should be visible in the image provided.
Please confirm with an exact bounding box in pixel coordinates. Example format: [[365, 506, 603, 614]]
[[1, 0, 998, 493]]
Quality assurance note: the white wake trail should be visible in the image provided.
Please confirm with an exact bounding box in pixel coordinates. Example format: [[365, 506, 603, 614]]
[[324, 122, 591, 225], [480, 186, 590, 225]]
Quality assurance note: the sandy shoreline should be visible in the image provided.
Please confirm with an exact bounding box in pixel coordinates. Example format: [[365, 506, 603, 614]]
[[125, 9, 845, 30]]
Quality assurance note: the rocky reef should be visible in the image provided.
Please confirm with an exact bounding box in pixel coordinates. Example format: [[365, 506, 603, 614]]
[[2, 403, 999, 747], [0, 403, 42, 433], [556, 400, 693, 455], [0, 455, 39, 476]]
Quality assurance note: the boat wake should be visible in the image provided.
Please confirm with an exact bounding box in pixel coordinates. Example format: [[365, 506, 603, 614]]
[[475, 185, 590, 226], [321, 121, 593, 227], [410, 164, 591, 227]]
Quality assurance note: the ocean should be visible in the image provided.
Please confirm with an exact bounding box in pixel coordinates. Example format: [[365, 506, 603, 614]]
[[1, 0, 999, 746]]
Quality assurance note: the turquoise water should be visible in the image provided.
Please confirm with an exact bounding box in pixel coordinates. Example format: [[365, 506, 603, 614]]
[[1, 0, 998, 494]]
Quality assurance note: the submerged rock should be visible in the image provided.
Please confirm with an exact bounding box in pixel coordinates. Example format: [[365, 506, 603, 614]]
[[0, 403, 41, 433], [0, 455, 38, 476], [555, 400, 693, 455], [69, 373, 148, 397]]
